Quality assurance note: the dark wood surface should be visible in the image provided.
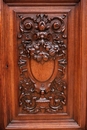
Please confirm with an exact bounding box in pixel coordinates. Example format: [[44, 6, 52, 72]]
[[0, 0, 87, 130], [3, 0, 80, 3]]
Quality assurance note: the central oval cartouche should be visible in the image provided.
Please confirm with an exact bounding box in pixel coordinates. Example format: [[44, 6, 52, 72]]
[[30, 59, 54, 82]]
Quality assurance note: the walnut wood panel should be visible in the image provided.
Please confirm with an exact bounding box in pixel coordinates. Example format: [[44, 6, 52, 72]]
[[17, 13, 67, 114], [15, 6, 68, 119], [0, 0, 87, 130]]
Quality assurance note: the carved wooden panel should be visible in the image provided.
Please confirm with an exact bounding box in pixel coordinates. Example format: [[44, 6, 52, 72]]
[[17, 13, 67, 114]]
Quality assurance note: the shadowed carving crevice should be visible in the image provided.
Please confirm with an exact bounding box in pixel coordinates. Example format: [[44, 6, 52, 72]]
[[18, 14, 67, 114]]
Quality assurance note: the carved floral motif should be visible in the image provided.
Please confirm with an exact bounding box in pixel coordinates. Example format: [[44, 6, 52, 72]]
[[18, 14, 67, 63], [18, 14, 67, 113]]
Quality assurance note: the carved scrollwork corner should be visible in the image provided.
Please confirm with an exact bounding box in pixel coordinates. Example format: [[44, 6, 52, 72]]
[[17, 14, 67, 114], [18, 14, 67, 63]]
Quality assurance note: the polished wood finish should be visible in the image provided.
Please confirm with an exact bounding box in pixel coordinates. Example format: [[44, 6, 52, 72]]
[[0, 0, 87, 130], [17, 13, 67, 114], [3, 0, 80, 3]]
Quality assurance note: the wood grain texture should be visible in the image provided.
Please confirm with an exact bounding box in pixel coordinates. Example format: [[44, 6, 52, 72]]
[[80, 0, 87, 128], [73, 2, 81, 124], [0, 0, 4, 130]]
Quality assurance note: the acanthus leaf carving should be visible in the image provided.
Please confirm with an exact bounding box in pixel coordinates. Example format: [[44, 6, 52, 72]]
[[18, 14, 67, 114], [18, 14, 67, 63]]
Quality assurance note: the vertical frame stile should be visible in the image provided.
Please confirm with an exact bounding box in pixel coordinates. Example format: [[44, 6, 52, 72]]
[[3, 2, 12, 127], [80, 0, 87, 128], [0, 0, 4, 129]]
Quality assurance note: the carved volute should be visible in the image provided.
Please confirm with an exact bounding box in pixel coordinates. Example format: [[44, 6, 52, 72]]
[[18, 14, 67, 114]]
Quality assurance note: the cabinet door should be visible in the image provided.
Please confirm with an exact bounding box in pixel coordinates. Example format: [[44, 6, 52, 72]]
[[0, 0, 87, 130]]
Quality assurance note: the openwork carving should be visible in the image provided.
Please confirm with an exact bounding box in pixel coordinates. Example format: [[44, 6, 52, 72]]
[[18, 14, 67, 114]]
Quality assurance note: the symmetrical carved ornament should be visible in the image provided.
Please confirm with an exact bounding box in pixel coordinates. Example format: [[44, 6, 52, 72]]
[[18, 14, 67, 114]]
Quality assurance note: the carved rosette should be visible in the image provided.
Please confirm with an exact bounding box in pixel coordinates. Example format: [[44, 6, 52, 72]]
[[18, 14, 67, 114]]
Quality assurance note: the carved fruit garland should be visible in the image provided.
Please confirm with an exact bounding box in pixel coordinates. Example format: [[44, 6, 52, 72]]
[[18, 14, 67, 113]]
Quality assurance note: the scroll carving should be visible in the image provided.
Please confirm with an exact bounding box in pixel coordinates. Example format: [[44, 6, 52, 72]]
[[18, 14, 67, 114]]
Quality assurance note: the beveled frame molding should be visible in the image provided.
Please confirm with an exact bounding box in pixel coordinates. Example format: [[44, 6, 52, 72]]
[[3, 0, 80, 3]]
